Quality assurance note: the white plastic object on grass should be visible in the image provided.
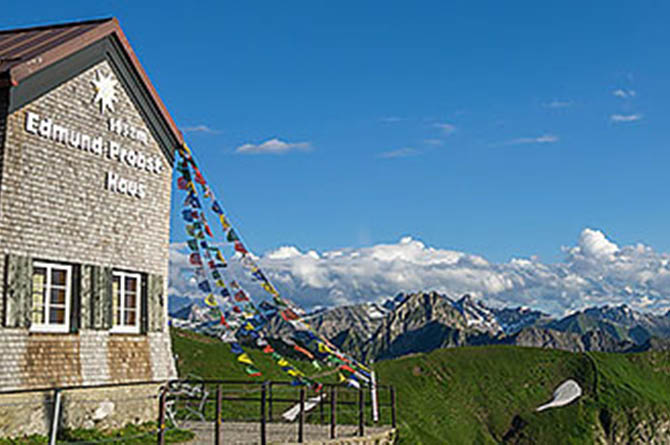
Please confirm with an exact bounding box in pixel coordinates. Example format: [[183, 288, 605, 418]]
[[536, 379, 582, 412], [282, 393, 327, 422]]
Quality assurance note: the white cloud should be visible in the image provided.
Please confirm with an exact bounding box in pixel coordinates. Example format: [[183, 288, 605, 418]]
[[379, 116, 406, 123], [613, 89, 636, 99], [182, 125, 221, 134], [169, 228, 670, 316], [236, 138, 311, 154], [506, 134, 559, 145], [610, 114, 643, 123], [377, 147, 420, 159], [433, 123, 456, 135], [543, 100, 573, 109]]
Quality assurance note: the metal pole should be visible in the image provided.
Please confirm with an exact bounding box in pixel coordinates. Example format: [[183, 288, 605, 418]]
[[371, 368, 379, 424], [390, 386, 397, 429], [330, 386, 336, 439], [319, 390, 324, 424], [268, 382, 273, 421], [215, 385, 222, 445], [157, 387, 166, 445], [298, 387, 305, 443], [260, 383, 267, 445], [358, 387, 364, 437], [49, 389, 62, 445]]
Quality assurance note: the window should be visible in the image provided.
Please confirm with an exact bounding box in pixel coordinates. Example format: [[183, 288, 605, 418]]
[[112, 271, 142, 333], [31, 262, 72, 333]]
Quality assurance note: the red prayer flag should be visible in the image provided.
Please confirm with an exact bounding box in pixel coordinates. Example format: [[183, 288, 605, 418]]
[[204, 223, 213, 237], [193, 168, 206, 185], [281, 308, 300, 322], [234, 291, 249, 302], [177, 177, 189, 190], [294, 345, 314, 360]]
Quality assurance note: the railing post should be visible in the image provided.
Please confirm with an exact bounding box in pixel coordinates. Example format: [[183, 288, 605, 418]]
[[268, 382, 273, 421], [358, 387, 364, 437], [49, 389, 62, 445], [157, 387, 166, 445], [260, 382, 267, 445], [215, 385, 222, 445], [319, 389, 324, 424], [390, 386, 397, 429], [298, 387, 305, 443], [330, 385, 336, 439]]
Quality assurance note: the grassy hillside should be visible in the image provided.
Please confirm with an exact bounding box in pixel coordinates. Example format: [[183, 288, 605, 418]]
[[172, 328, 670, 444], [374, 346, 670, 444], [171, 328, 338, 383]]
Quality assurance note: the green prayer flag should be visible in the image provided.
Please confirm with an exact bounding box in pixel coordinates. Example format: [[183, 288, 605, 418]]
[[227, 229, 240, 242]]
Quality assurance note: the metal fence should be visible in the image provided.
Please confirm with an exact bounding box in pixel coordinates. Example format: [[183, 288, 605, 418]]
[[161, 379, 397, 444], [0, 379, 396, 444]]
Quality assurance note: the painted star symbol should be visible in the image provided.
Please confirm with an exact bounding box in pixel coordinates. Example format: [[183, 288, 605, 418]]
[[91, 70, 119, 114]]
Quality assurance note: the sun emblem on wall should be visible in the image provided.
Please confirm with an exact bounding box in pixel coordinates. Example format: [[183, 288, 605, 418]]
[[91, 70, 119, 114]]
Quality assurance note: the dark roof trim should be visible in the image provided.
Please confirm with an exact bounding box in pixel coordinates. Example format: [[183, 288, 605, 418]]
[[1, 18, 182, 161], [0, 17, 111, 35], [8, 35, 177, 163]]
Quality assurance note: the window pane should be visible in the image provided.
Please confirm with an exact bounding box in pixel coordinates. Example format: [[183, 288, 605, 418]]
[[113, 276, 120, 316], [125, 276, 137, 293], [33, 269, 46, 302], [49, 307, 66, 324], [124, 310, 136, 326], [52, 269, 67, 286], [116, 310, 122, 325], [32, 304, 45, 324], [125, 291, 137, 309], [50, 288, 66, 305]]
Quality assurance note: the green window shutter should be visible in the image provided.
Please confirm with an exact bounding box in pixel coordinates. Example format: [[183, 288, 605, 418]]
[[148, 274, 165, 332], [102, 267, 113, 329], [69, 265, 81, 333], [5, 254, 32, 328], [140, 273, 149, 334], [90, 265, 113, 329], [80, 265, 93, 329]]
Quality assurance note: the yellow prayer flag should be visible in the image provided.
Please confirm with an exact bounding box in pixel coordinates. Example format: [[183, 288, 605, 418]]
[[219, 214, 231, 230], [318, 342, 333, 354], [277, 358, 290, 367], [237, 353, 253, 365], [261, 282, 279, 296], [204, 294, 218, 307]]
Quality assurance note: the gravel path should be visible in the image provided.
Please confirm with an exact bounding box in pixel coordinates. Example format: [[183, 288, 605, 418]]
[[180, 421, 392, 444]]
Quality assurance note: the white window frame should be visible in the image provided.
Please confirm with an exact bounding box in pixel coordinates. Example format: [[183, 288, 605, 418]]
[[30, 261, 72, 333], [111, 271, 142, 334]]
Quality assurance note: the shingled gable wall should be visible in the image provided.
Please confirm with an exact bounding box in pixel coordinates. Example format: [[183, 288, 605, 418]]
[[0, 59, 177, 436]]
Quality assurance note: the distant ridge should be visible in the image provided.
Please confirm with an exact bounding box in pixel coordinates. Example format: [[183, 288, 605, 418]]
[[170, 291, 670, 360]]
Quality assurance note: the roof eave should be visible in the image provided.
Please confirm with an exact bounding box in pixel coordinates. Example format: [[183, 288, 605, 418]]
[[5, 17, 183, 147]]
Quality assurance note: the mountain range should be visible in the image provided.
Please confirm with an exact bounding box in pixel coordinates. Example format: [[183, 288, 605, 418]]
[[170, 291, 670, 360]]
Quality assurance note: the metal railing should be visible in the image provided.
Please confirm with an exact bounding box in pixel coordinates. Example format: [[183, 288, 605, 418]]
[[0, 379, 397, 444], [160, 379, 397, 444]]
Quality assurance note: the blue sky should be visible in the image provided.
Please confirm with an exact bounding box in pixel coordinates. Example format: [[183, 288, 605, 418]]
[[5, 1, 670, 264]]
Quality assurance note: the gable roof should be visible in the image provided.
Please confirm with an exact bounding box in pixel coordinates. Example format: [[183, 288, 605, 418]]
[[0, 17, 183, 158]]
